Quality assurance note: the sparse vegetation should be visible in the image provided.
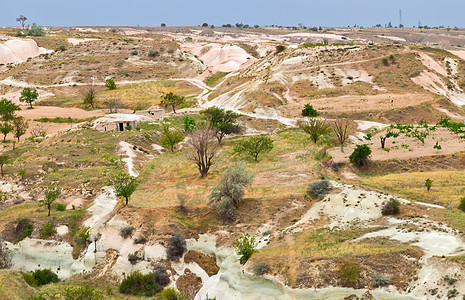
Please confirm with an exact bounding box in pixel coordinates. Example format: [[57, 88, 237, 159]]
[[307, 180, 332, 199], [30, 269, 59, 286], [233, 233, 257, 264], [253, 262, 270, 275], [112, 172, 138, 205], [120, 225, 134, 238], [39, 220, 56, 238], [105, 78, 117, 90], [382, 199, 400, 215], [161, 92, 186, 114], [338, 259, 361, 287], [166, 233, 187, 261], [298, 118, 330, 144], [201, 106, 241, 144], [160, 124, 184, 151], [302, 104, 319, 117], [186, 125, 219, 177], [119, 271, 162, 296], [349, 144, 372, 167], [233, 135, 273, 161]]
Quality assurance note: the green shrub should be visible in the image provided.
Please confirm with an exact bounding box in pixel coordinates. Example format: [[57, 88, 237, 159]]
[[349, 144, 371, 167], [23, 221, 33, 239], [23, 272, 39, 287], [382, 199, 400, 215], [120, 226, 134, 238], [134, 236, 147, 244], [56, 45, 66, 51], [63, 285, 103, 300], [128, 252, 140, 265], [31, 269, 59, 286], [131, 50, 138, 55], [159, 287, 187, 300], [152, 263, 170, 287], [253, 262, 270, 275], [119, 271, 161, 296], [372, 273, 391, 286], [105, 78, 117, 90], [167, 48, 174, 54], [233, 233, 257, 264], [458, 196, 465, 212], [275, 45, 286, 53], [166, 233, 186, 261], [338, 259, 360, 287], [39, 220, 56, 238], [148, 50, 159, 57], [15, 218, 33, 241], [56, 203, 66, 211], [302, 104, 318, 117], [307, 180, 332, 199], [25, 24, 45, 36]]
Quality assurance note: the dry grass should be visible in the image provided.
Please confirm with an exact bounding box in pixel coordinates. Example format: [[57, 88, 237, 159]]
[[363, 171, 465, 207], [131, 128, 320, 208]]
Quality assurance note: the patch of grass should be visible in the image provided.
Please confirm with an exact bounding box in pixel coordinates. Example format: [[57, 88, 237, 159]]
[[363, 171, 465, 206], [34, 117, 95, 124], [204, 72, 229, 87]]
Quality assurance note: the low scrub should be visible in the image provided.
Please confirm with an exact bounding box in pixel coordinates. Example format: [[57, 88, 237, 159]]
[[39, 220, 56, 238], [119, 271, 162, 296], [306, 180, 332, 199], [458, 196, 465, 212], [382, 199, 400, 215], [233, 233, 257, 264], [28, 269, 59, 286], [253, 262, 270, 275], [159, 287, 188, 300], [338, 259, 361, 287], [120, 226, 134, 238], [166, 233, 187, 261], [63, 285, 104, 300]]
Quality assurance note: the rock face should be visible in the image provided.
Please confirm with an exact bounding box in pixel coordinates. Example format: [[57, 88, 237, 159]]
[[0, 38, 51, 64]]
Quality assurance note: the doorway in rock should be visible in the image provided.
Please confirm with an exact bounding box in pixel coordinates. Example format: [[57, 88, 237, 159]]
[[118, 123, 124, 131]]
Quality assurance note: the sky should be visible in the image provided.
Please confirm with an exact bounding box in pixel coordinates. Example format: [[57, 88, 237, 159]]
[[1, 0, 464, 28]]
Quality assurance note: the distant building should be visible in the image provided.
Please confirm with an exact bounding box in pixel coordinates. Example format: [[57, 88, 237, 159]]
[[134, 105, 165, 121], [93, 114, 154, 132]]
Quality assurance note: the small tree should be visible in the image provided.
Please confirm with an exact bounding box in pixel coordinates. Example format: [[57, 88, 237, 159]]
[[209, 164, 254, 221], [380, 129, 399, 149], [302, 104, 318, 117], [201, 106, 241, 144], [331, 118, 351, 152], [182, 116, 196, 133], [234, 135, 273, 161], [83, 84, 97, 109], [16, 15, 27, 29], [0, 122, 13, 142], [0, 154, 8, 177], [105, 78, 117, 90], [41, 188, 60, 217], [297, 118, 330, 143], [349, 144, 371, 167], [160, 92, 185, 114], [25, 23, 45, 36], [112, 172, 137, 205], [12, 116, 28, 142], [0, 98, 21, 121], [233, 233, 257, 264], [425, 178, 433, 192], [19, 88, 39, 109], [186, 126, 219, 177], [160, 124, 184, 152]]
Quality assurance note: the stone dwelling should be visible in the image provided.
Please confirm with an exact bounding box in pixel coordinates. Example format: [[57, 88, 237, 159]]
[[93, 114, 153, 132], [134, 105, 165, 121]]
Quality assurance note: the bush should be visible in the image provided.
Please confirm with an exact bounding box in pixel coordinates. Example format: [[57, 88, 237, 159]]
[[307, 180, 332, 199], [349, 144, 371, 167], [372, 273, 391, 286], [23, 220, 34, 239], [166, 233, 187, 261], [302, 104, 318, 117], [63, 285, 104, 300], [209, 164, 254, 221], [134, 236, 147, 244], [15, 218, 33, 241], [153, 263, 170, 287], [56, 45, 66, 51], [253, 262, 270, 275], [119, 271, 162, 296], [39, 220, 56, 238], [148, 50, 159, 57], [56, 203, 66, 211], [458, 196, 465, 212], [131, 50, 138, 55], [167, 47, 174, 54], [338, 260, 360, 287], [120, 226, 134, 238], [105, 78, 117, 90], [31, 269, 59, 286], [382, 199, 400, 215], [233, 233, 257, 264], [128, 252, 140, 265], [159, 287, 187, 300], [275, 45, 286, 53], [25, 24, 45, 36], [23, 272, 38, 287]]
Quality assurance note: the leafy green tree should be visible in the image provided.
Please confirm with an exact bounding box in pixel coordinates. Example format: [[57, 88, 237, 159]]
[[0, 122, 13, 142], [19, 88, 39, 109], [12, 116, 28, 141], [349, 144, 372, 167], [209, 164, 253, 221], [425, 178, 433, 192], [0, 154, 9, 177], [160, 124, 184, 152], [233, 233, 258, 264], [112, 172, 137, 205], [182, 116, 196, 133], [201, 106, 240, 144], [41, 188, 60, 217], [234, 135, 273, 161], [105, 78, 117, 90], [302, 104, 318, 117], [297, 118, 330, 143], [0, 98, 21, 121], [160, 92, 185, 114]]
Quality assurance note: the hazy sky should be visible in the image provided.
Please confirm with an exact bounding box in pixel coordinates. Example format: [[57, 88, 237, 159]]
[[1, 0, 464, 28]]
